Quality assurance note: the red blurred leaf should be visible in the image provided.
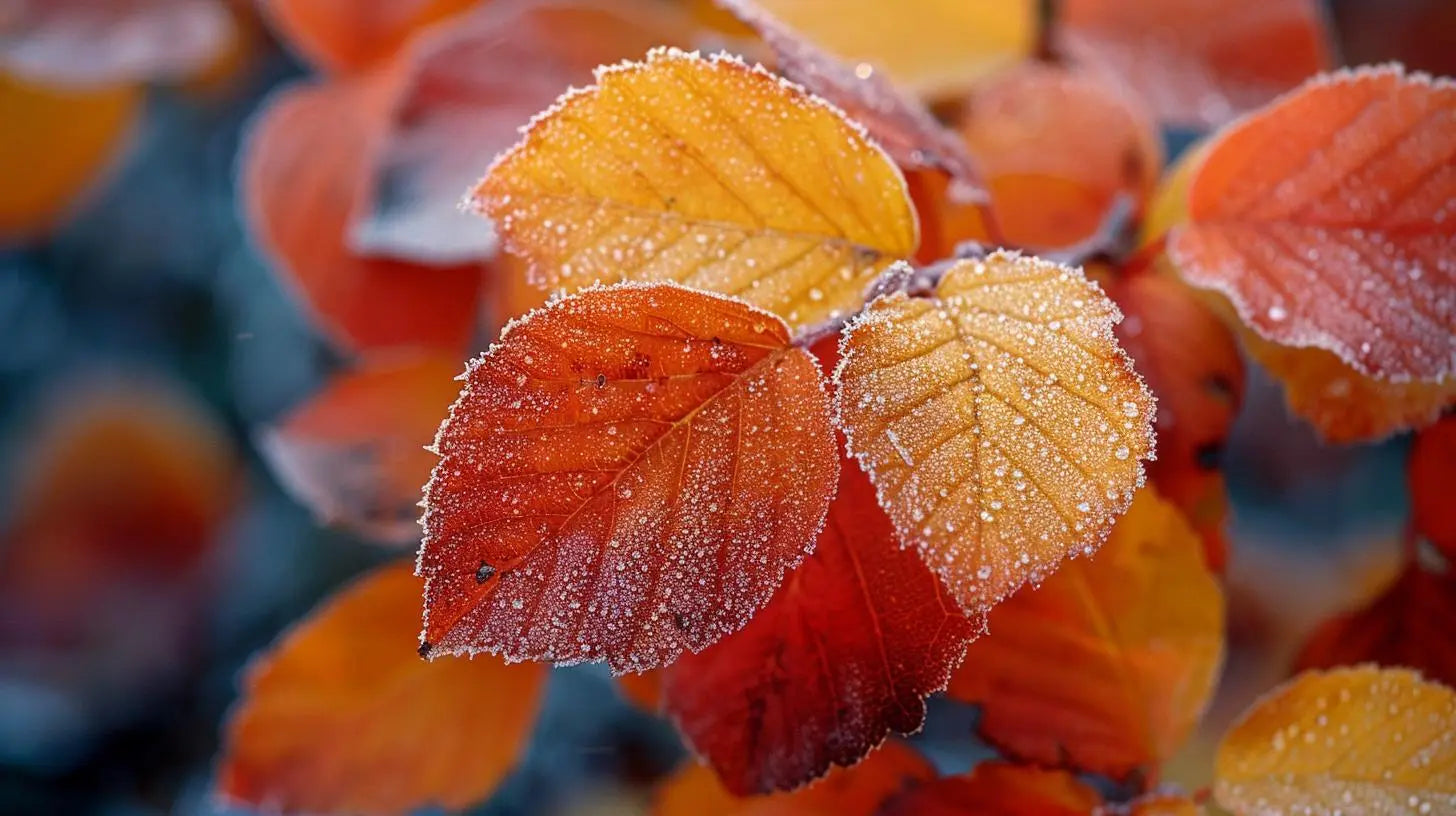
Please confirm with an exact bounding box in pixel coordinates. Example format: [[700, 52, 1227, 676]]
[[955, 61, 1162, 251], [1169, 65, 1456, 387], [879, 762, 1102, 816], [947, 489, 1224, 780], [1059, 0, 1333, 128], [260, 353, 461, 544], [662, 453, 977, 794], [652, 741, 933, 816], [351, 0, 697, 264], [0, 0, 232, 85], [719, 0, 987, 199], [1410, 415, 1456, 560], [419, 283, 838, 672], [257, 0, 477, 73], [240, 75, 484, 353], [1104, 270, 1244, 571], [1294, 552, 1456, 688], [218, 563, 546, 815]]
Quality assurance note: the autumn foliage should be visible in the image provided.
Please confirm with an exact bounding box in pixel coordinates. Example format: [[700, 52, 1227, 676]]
[[11, 0, 1443, 813]]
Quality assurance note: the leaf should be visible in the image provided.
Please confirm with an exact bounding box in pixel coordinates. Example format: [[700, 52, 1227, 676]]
[[652, 741, 933, 816], [260, 353, 461, 545], [834, 250, 1156, 613], [1214, 666, 1456, 816], [661, 452, 977, 794], [418, 282, 839, 672], [1168, 65, 1456, 386], [1239, 329, 1456, 444], [905, 167, 996, 264], [1059, 0, 1333, 128], [1410, 415, 1456, 560], [1103, 269, 1244, 572], [718, 0, 1034, 100], [218, 563, 545, 815], [946, 488, 1224, 778], [351, 0, 697, 264], [471, 47, 919, 332], [718, 0, 986, 192], [617, 668, 663, 711], [0, 73, 139, 241], [0, 0, 232, 85], [257, 0, 478, 73], [1295, 556, 1456, 689], [955, 61, 1162, 251], [879, 762, 1102, 816], [240, 75, 485, 353]]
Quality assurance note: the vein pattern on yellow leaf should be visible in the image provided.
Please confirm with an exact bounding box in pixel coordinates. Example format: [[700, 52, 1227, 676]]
[[834, 251, 1155, 613], [1215, 666, 1456, 816], [720, 0, 1033, 100], [472, 46, 918, 332], [1169, 65, 1455, 385], [218, 563, 545, 815], [947, 488, 1224, 778]]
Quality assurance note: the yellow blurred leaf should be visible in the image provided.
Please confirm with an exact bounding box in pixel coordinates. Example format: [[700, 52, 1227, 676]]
[[0, 72, 138, 240], [1215, 666, 1456, 816], [722, 0, 1034, 100], [834, 251, 1155, 613], [472, 47, 918, 332]]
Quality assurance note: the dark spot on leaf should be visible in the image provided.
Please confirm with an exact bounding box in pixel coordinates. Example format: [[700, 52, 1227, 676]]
[[1195, 441, 1223, 471], [673, 612, 689, 631], [595, 373, 606, 388], [475, 561, 495, 583], [418, 641, 433, 659], [1205, 373, 1237, 405]]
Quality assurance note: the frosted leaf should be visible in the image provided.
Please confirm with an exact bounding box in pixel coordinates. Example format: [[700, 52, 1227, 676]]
[[834, 251, 1156, 613], [417, 282, 838, 673]]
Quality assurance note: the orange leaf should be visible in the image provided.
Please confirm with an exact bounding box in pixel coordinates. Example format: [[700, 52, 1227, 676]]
[[1168, 65, 1456, 387], [719, 0, 1034, 101], [240, 75, 484, 353], [258, 0, 477, 73], [418, 283, 838, 671], [260, 353, 461, 545], [617, 668, 663, 711], [1410, 415, 1456, 560], [0, 0, 232, 85], [471, 47, 919, 332], [218, 562, 545, 815], [353, 0, 696, 264], [652, 741, 933, 816], [946, 488, 1224, 779], [1214, 666, 1456, 815], [720, 0, 986, 194], [905, 167, 995, 264], [1104, 270, 1244, 572], [879, 762, 1102, 816], [0, 73, 139, 241], [1295, 555, 1456, 688], [834, 251, 1156, 613], [1060, 0, 1333, 128], [956, 61, 1162, 251], [1240, 329, 1456, 444], [662, 453, 977, 794]]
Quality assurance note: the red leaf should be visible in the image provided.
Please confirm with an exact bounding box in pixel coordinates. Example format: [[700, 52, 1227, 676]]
[[419, 283, 839, 672], [352, 0, 697, 264], [1169, 65, 1456, 385], [240, 75, 485, 354], [1294, 553, 1456, 688], [261, 353, 462, 544], [1104, 269, 1244, 571], [880, 762, 1102, 816], [1060, 0, 1333, 128], [662, 453, 977, 794], [1410, 415, 1456, 561], [218, 563, 546, 815], [653, 741, 934, 816], [258, 0, 476, 73]]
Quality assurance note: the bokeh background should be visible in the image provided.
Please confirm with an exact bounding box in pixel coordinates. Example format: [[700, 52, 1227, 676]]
[[1, 1, 1451, 813]]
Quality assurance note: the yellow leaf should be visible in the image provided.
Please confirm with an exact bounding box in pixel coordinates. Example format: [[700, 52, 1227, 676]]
[[834, 250, 1155, 613], [722, 0, 1035, 100], [472, 47, 919, 332], [0, 72, 138, 240], [1215, 666, 1456, 816]]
